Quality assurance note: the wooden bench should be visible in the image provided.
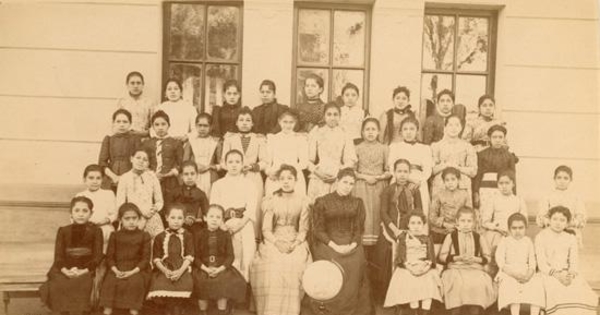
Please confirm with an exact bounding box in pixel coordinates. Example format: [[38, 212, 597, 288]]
[[0, 276, 45, 315]]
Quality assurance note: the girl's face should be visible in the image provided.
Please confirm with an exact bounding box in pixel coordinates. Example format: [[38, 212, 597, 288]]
[[181, 166, 197, 187], [260, 85, 276, 104], [324, 108, 340, 128], [84, 171, 103, 192], [497, 175, 514, 196], [443, 174, 459, 191], [408, 216, 424, 234], [554, 171, 572, 191], [225, 153, 243, 175], [394, 163, 410, 183], [165, 82, 182, 101], [236, 114, 253, 133], [152, 117, 170, 137], [166, 209, 185, 230], [342, 89, 358, 108], [279, 170, 297, 192], [456, 213, 474, 231], [445, 117, 462, 138], [401, 122, 418, 142], [205, 208, 223, 231], [127, 76, 144, 97], [393, 92, 409, 109], [131, 151, 149, 171], [336, 175, 355, 196], [437, 95, 454, 115], [304, 78, 323, 99], [549, 212, 568, 233], [279, 115, 297, 133], [196, 118, 211, 137], [479, 99, 495, 118], [362, 121, 379, 142], [224, 86, 240, 105], [509, 220, 526, 239], [490, 130, 505, 148], [71, 201, 92, 224], [121, 210, 140, 231], [114, 113, 132, 134]]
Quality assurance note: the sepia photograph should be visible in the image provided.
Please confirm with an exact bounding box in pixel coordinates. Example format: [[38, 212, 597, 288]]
[[0, 0, 599, 315]]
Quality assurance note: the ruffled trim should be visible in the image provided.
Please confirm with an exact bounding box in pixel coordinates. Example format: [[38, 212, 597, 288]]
[[161, 229, 194, 263], [147, 290, 192, 299]]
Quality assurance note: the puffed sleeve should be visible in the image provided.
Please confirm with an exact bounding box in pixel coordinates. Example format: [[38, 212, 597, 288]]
[[105, 233, 117, 268], [87, 227, 104, 270], [296, 196, 311, 243], [98, 135, 111, 170], [183, 231, 195, 263], [463, 143, 478, 178], [137, 232, 152, 271], [312, 197, 331, 245], [52, 227, 66, 271], [353, 199, 366, 244]]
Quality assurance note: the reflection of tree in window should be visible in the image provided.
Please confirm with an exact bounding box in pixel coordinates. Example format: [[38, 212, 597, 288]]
[[423, 15, 455, 70], [208, 7, 238, 60]]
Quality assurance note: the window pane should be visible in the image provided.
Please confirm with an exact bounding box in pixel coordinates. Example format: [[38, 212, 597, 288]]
[[455, 74, 487, 121], [333, 10, 366, 67], [332, 69, 364, 108], [169, 4, 205, 60], [207, 6, 239, 61], [298, 9, 330, 65], [422, 15, 455, 71], [204, 64, 238, 114], [457, 17, 489, 72], [169, 63, 202, 109], [296, 68, 329, 104], [420, 73, 453, 116]]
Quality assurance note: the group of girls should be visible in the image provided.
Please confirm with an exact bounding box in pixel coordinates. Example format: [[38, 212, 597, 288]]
[[40, 70, 596, 315]]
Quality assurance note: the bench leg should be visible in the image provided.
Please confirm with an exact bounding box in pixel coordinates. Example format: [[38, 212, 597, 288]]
[[2, 291, 9, 315]]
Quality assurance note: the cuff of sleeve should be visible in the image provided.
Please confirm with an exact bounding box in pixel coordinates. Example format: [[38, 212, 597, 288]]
[[153, 258, 162, 265], [184, 255, 194, 263]]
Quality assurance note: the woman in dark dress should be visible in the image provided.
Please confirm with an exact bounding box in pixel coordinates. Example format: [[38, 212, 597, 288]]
[[40, 196, 103, 315], [305, 168, 373, 315]]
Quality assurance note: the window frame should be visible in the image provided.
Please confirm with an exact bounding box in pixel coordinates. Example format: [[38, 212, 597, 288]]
[[162, 0, 244, 113], [291, 2, 372, 109], [420, 7, 498, 116]]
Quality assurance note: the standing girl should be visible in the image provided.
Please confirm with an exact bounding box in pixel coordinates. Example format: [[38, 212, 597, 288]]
[[193, 205, 247, 315], [384, 212, 442, 315], [99, 109, 141, 191], [462, 95, 506, 152], [338, 83, 367, 142], [535, 206, 598, 315], [374, 159, 422, 298], [537, 165, 587, 246], [388, 116, 433, 216], [212, 79, 243, 137], [379, 86, 416, 145], [265, 111, 308, 196], [252, 80, 289, 135], [40, 196, 103, 315], [116, 148, 164, 237], [184, 113, 221, 197], [251, 165, 312, 315], [353, 118, 390, 247], [99, 203, 151, 315], [297, 73, 325, 133], [211, 150, 257, 282], [438, 207, 496, 315], [116, 71, 154, 136], [473, 124, 518, 208], [307, 103, 357, 201], [422, 89, 456, 145], [147, 205, 195, 315], [154, 78, 197, 140], [430, 115, 478, 199], [494, 213, 544, 315]]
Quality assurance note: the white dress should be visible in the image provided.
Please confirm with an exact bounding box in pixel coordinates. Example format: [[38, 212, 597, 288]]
[[186, 133, 220, 197], [536, 188, 587, 246], [116, 95, 155, 134], [76, 189, 116, 252], [339, 105, 366, 141], [481, 193, 528, 250], [154, 100, 197, 138], [265, 131, 308, 196], [210, 175, 257, 282], [431, 137, 478, 199]]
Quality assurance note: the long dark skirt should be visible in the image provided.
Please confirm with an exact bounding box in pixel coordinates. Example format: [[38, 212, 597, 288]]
[[303, 242, 373, 315], [192, 267, 247, 302], [99, 270, 149, 310], [41, 270, 93, 313], [373, 230, 394, 300]]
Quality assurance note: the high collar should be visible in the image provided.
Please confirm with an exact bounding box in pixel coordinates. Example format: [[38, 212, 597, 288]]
[[393, 104, 412, 115], [403, 139, 418, 145]]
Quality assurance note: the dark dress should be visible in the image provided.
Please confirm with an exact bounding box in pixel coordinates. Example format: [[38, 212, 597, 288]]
[[147, 229, 194, 299], [40, 223, 103, 313], [192, 228, 247, 302], [473, 146, 519, 198], [142, 136, 183, 211], [422, 105, 467, 145], [374, 183, 422, 297], [381, 107, 416, 145], [165, 184, 209, 234], [99, 229, 151, 310], [304, 192, 373, 315], [296, 99, 325, 133], [211, 103, 242, 137], [98, 131, 141, 189], [252, 101, 289, 135]]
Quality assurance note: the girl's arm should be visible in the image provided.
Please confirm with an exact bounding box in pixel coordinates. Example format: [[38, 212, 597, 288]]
[[567, 234, 579, 275], [212, 139, 223, 171], [115, 174, 127, 208], [472, 152, 485, 196], [438, 234, 453, 264], [219, 136, 232, 170], [107, 191, 117, 223], [480, 198, 496, 230], [307, 129, 318, 173], [412, 188, 423, 213], [534, 233, 552, 275], [261, 199, 276, 244], [137, 232, 152, 271], [98, 136, 115, 178], [256, 135, 268, 171], [151, 173, 164, 211], [312, 198, 331, 245], [536, 198, 550, 228], [572, 196, 587, 229], [378, 112, 387, 143], [182, 140, 194, 163], [341, 134, 358, 169], [152, 233, 168, 272], [420, 145, 434, 182], [265, 134, 277, 176], [52, 227, 65, 271], [431, 143, 445, 175], [394, 233, 407, 267], [223, 233, 235, 267], [427, 237, 436, 268], [379, 188, 394, 233], [527, 238, 537, 275], [106, 233, 117, 269], [181, 232, 195, 270], [86, 227, 104, 271], [476, 233, 491, 265], [297, 134, 309, 171], [494, 238, 507, 273], [295, 197, 310, 244], [460, 143, 478, 178], [428, 195, 444, 229]]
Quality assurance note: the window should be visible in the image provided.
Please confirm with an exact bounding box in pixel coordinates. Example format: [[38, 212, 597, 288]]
[[421, 9, 497, 120], [163, 2, 242, 113], [292, 4, 371, 109]]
